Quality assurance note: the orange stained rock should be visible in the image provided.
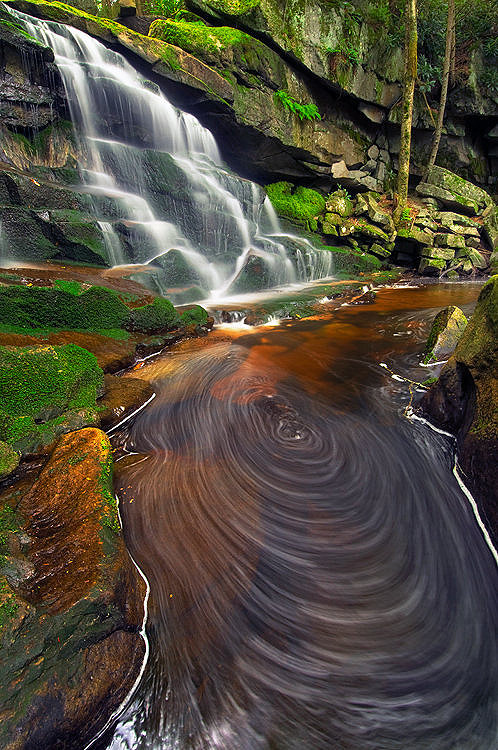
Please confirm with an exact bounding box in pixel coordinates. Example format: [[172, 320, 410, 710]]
[[20, 428, 117, 613]]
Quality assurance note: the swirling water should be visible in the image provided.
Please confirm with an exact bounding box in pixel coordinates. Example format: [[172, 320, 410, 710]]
[[101, 282, 497, 750]]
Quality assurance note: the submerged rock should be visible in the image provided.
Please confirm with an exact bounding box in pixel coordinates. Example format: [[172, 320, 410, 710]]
[[0, 428, 146, 750], [423, 306, 468, 365], [419, 275, 498, 540]]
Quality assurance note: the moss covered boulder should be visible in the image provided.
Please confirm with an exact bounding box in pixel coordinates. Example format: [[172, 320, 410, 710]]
[[416, 167, 494, 216], [265, 182, 325, 231], [0, 344, 103, 454], [0, 427, 146, 749], [419, 275, 498, 540], [423, 306, 468, 365], [0, 441, 19, 480]]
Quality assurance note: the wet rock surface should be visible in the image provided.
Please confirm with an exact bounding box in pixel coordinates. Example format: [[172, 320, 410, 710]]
[[419, 275, 498, 542], [0, 428, 146, 750]]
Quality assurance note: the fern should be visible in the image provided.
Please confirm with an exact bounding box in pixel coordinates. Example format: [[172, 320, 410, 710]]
[[274, 90, 321, 122]]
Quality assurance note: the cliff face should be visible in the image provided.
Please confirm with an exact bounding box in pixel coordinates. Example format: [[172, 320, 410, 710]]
[[1, 0, 496, 192]]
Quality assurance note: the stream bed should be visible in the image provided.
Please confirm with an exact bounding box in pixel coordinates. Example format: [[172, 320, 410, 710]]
[[104, 281, 497, 750]]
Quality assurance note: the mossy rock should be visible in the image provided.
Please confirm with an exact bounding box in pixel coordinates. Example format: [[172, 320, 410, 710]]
[[0, 344, 103, 454], [127, 296, 179, 332], [0, 284, 129, 331], [0, 441, 19, 480], [423, 306, 468, 365], [325, 190, 353, 218], [265, 182, 326, 232], [180, 304, 209, 327], [0, 427, 146, 748]]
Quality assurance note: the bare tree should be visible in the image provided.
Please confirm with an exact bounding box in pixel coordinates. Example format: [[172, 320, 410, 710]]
[[424, 0, 456, 177], [394, 0, 418, 224]]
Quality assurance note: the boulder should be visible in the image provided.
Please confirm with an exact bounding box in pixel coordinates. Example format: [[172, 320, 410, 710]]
[[418, 275, 498, 541], [0, 344, 103, 455], [0, 428, 146, 749], [325, 189, 353, 218], [423, 306, 468, 365], [0, 440, 19, 479], [416, 167, 493, 216], [434, 233, 466, 250]]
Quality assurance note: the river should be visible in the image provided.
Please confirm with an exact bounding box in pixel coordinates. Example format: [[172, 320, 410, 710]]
[[97, 280, 497, 750]]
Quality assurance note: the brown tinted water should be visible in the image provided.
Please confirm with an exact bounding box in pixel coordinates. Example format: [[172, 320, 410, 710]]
[[106, 282, 498, 750]]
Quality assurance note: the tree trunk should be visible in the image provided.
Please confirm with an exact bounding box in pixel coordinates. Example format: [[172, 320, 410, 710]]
[[425, 0, 455, 178], [394, 0, 418, 225]]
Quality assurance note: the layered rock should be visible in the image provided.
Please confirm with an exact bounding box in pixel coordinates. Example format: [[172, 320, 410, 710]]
[[0, 428, 146, 750], [419, 275, 498, 541], [3, 0, 495, 189]]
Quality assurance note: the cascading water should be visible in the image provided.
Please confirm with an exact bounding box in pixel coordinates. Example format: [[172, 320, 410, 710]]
[[9, 7, 332, 300]]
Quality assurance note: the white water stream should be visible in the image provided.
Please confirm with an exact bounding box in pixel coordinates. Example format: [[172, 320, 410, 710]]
[[11, 8, 332, 300]]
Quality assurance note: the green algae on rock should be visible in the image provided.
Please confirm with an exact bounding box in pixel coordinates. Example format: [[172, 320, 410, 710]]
[[0, 427, 146, 749], [0, 343, 103, 453], [423, 305, 468, 365], [265, 182, 326, 232], [419, 275, 498, 540]]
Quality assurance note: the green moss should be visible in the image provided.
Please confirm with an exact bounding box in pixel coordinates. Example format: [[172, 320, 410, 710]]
[[148, 18, 249, 58], [0, 344, 103, 452], [0, 577, 19, 631], [265, 182, 326, 232], [0, 442, 19, 480], [0, 284, 128, 331], [128, 296, 179, 332], [53, 279, 83, 296], [180, 305, 209, 327], [98, 445, 119, 534]]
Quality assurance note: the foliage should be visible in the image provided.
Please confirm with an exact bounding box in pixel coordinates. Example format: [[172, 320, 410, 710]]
[[265, 182, 326, 232], [274, 90, 321, 122], [180, 305, 209, 327], [142, 0, 186, 20], [417, 55, 439, 92], [127, 297, 179, 332], [327, 41, 360, 65]]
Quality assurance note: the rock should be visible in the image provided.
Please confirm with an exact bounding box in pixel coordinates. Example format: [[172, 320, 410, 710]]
[[367, 144, 380, 161], [350, 289, 377, 305], [0, 428, 146, 749], [0, 344, 103, 455], [397, 227, 434, 246], [331, 161, 379, 192], [325, 189, 353, 218], [98, 373, 155, 429], [434, 233, 466, 250], [418, 257, 446, 275], [423, 306, 468, 365], [118, 0, 136, 17], [482, 204, 498, 251], [322, 213, 341, 235], [365, 193, 394, 231], [418, 276, 498, 541], [369, 242, 392, 259], [0, 440, 19, 479], [458, 247, 487, 269], [423, 245, 456, 261], [358, 103, 386, 124], [417, 167, 493, 216]]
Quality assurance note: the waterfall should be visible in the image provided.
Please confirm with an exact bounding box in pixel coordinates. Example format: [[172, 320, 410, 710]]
[[9, 8, 332, 301]]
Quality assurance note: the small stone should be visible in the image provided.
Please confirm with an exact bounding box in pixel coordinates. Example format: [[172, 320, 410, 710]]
[[369, 242, 392, 258], [367, 144, 380, 160], [466, 236, 481, 249]]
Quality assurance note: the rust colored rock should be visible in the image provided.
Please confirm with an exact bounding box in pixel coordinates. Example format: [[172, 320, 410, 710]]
[[99, 373, 155, 430], [0, 428, 146, 750]]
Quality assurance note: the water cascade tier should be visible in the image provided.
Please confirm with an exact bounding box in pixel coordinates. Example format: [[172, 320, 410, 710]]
[[11, 7, 332, 301]]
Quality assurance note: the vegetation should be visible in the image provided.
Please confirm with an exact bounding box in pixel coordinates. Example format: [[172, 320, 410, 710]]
[[127, 296, 179, 332], [180, 305, 209, 327], [265, 182, 326, 231], [148, 18, 249, 57], [274, 90, 321, 122]]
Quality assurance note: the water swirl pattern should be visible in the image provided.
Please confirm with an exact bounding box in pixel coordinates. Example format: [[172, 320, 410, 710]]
[[107, 284, 497, 750]]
